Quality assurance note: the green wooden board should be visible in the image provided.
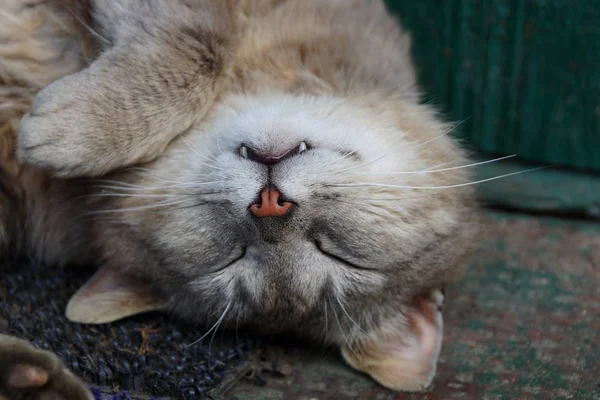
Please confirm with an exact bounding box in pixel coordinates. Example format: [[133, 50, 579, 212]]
[[473, 157, 600, 218], [386, 0, 600, 173]]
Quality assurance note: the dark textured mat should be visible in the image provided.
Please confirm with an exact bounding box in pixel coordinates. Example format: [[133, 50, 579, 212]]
[[0, 261, 255, 399]]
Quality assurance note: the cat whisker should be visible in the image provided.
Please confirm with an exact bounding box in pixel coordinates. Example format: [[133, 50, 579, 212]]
[[88, 179, 195, 190], [424, 149, 479, 171], [127, 168, 194, 185], [186, 302, 232, 348], [81, 193, 201, 199], [330, 123, 381, 165], [162, 200, 229, 213], [345, 154, 517, 175], [328, 166, 547, 190], [208, 304, 230, 365], [0, 8, 28, 26], [330, 297, 361, 359], [333, 119, 468, 175], [80, 198, 197, 216], [334, 294, 367, 336], [328, 194, 441, 204], [81, 199, 227, 224], [323, 297, 329, 348], [417, 152, 515, 173], [132, 166, 230, 183], [180, 134, 227, 172], [58, 2, 112, 46], [91, 181, 225, 192], [417, 147, 462, 172], [180, 134, 227, 170]]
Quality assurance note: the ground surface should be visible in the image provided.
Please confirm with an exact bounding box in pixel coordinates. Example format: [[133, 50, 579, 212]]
[[2, 208, 598, 400], [225, 210, 600, 400]]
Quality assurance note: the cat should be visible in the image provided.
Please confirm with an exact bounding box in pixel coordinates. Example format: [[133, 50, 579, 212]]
[[0, 0, 481, 398]]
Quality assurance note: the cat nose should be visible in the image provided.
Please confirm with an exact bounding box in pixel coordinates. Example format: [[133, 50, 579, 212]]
[[250, 186, 294, 218], [239, 141, 308, 166]]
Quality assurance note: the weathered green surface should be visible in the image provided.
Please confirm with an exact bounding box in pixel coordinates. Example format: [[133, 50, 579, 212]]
[[385, 0, 600, 172], [473, 157, 600, 217], [225, 210, 600, 400]]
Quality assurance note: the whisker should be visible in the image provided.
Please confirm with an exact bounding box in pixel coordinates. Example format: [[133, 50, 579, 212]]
[[334, 119, 468, 175], [330, 123, 381, 165], [127, 168, 194, 185], [91, 181, 224, 192], [180, 135, 225, 172], [0, 9, 27, 26], [58, 2, 112, 46], [208, 301, 231, 364], [330, 297, 360, 359], [186, 302, 232, 348], [79, 198, 226, 222], [81, 193, 197, 199], [417, 147, 457, 173], [328, 166, 547, 190], [79, 201, 222, 223], [323, 297, 329, 348], [424, 149, 479, 171], [335, 295, 366, 335], [329, 194, 442, 204], [87, 179, 150, 189], [346, 154, 517, 175], [80, 198, 195, 216], [163, 200, 228, 213]]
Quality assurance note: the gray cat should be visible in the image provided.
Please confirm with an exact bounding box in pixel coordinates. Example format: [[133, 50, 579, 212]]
[[0, 0, 480, 398]]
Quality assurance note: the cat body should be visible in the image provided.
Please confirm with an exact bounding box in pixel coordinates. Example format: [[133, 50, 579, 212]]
[[0, 0, 480, 397]]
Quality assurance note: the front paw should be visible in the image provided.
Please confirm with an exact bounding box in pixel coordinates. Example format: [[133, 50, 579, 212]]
[[16, 71, 119, 178], [0, 334, 92, 400]]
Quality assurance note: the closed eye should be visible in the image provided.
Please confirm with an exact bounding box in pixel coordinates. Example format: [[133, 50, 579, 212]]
[[213, 247, 246, 272], [314, 239, 372, 271]]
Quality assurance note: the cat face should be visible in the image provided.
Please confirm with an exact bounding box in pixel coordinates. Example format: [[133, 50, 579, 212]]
[[79, 92, 479, 390], [92, 92, 475, 326]]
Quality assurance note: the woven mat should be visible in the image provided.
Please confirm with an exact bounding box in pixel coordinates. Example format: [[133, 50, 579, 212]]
[[0, 260, 256, 399]]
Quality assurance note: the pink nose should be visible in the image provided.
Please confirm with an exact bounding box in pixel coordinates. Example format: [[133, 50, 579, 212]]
[[250, 187, 293, 218]]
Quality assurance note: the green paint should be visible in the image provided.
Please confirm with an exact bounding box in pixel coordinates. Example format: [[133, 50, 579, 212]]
[[385, 0, 600, 172]]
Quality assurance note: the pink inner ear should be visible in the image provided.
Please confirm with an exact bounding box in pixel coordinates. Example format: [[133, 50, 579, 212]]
[[411, 290, 445, 362], [341, 289, 445, 392], [65, 267, 164, 325]]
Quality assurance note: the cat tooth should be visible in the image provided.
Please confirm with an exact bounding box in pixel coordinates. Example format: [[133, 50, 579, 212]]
[[298, 141, 308, 153], [239, 146, 248, 159]]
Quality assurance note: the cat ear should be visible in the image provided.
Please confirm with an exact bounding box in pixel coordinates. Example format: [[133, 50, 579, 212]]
[[65, 266, 165, 324], [341, 289, 445, 392]]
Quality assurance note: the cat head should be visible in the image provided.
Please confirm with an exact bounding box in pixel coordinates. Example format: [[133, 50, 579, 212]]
[[68, 92, 480, 391]]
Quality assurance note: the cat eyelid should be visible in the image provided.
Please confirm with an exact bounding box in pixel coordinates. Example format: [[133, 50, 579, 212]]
[[314, 239, 374, 272]]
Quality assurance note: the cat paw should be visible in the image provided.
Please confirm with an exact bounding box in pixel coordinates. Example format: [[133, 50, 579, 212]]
[[16, 69, 120, 178], [0, 334, 93, 400]]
